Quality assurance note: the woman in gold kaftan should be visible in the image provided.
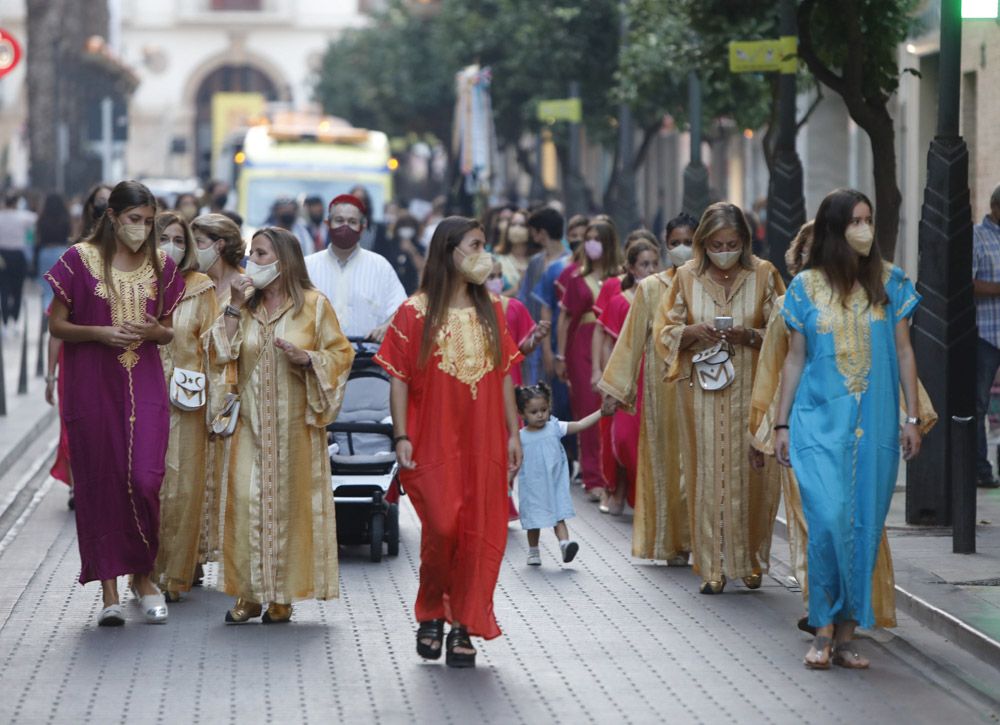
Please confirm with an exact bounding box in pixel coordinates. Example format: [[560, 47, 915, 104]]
[[656, 203, 784, 593], [153, 212, 218, 599], [214, 226, 353, 623]]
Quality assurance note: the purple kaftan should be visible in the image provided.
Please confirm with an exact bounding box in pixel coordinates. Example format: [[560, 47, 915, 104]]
[[45, 243, 185, 584]]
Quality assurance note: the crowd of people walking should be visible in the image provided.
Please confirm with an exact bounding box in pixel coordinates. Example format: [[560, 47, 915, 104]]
[[20, 172, 956, 672]]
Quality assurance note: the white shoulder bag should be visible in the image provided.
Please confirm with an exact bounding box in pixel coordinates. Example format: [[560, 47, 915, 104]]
[[170, 368, 207, 410], [690, 341, 735, 391]]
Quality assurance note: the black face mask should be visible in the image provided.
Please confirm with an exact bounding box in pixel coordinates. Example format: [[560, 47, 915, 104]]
[[92, 203, 107, 220], [213, 194, 228, 209], [308, 211, 325, 225], [277, 212, 297, 228]]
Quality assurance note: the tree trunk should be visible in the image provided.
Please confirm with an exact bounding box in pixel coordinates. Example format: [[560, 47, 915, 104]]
[[867, 110, 902, 260], [26, 0, 60, 191]]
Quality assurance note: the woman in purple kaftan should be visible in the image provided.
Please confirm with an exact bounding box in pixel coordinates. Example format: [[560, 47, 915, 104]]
[[46, 181, 185, 627]]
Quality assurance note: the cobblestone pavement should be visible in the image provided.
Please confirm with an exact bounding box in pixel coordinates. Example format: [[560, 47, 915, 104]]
[[1, 474, 998, 724]]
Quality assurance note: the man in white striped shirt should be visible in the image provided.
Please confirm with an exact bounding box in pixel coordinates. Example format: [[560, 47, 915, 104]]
[[304, 194, 407, 341]]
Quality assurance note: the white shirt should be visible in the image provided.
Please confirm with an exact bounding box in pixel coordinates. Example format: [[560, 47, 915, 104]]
[[305, 246, 407, 339], [0, 209, 36, 251]]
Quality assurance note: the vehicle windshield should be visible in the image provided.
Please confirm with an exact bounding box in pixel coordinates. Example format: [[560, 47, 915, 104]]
[[244, 178, 385, 228]]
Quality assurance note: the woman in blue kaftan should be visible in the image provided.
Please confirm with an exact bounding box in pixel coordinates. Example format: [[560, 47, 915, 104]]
[[774, 189, 923, 671]]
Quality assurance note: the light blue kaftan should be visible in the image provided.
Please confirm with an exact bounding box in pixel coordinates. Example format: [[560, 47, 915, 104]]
[[517, 418, 576, 530], [781, 264, 919, 629]]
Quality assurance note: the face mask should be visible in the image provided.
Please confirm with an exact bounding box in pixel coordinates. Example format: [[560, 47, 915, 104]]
[[845, 224, 874, 257], [708, 249, 741, 271], [329, 224, 362, 250], [668, 244, 694, 268], [277, 212, 297, 228], [213, 193, 228, 209], [178, 204, 197, 222], [308, 211, 325, 225], [160, 243, 185, 266], [584, 239, 603, 261], [245, 259, 280, 288], [459, 251, 493, 285], [118, 223, 148, 252], [485, 277, 504, 296], [92, 202, 107, 220], [196, 244, 219, 273], [507, 226, 529, 244], [397, 227, 416, 241]]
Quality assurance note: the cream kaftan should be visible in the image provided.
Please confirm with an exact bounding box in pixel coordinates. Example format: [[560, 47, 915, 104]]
[[598, 268, 689, 561], [656, 258, 784, 581], [154, 271, 217, 592], [212, 289, 354, 604]]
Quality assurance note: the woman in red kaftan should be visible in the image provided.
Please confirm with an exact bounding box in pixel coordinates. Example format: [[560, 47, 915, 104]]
[[375, 216, 522, 669]]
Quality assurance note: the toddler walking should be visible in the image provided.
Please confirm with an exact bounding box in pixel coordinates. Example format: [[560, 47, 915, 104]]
[[515, 382, 606, 566]]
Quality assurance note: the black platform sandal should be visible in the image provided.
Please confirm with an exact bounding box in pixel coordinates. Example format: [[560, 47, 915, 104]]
[[416, 619, 445, 660], [445, 626, 476, 668]]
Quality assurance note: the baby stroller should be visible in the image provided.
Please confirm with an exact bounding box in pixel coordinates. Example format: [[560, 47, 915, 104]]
[[327, 338, 400, 562]]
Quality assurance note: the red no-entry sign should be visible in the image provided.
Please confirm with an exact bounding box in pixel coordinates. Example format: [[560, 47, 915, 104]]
[[0, 29, 22, 79]]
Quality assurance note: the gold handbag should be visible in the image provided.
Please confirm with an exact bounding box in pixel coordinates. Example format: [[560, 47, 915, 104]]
[[209, 326, 272, 438]]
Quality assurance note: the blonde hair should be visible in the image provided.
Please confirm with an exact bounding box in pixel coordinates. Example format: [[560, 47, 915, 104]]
[[246, 227, 314, 315], [785, 220, 814, 276], [693, 202, 754, 276], [191, 213, 244, 268]]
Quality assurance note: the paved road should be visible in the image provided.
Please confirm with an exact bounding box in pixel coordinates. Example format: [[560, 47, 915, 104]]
[[0, 466, 997, 724]]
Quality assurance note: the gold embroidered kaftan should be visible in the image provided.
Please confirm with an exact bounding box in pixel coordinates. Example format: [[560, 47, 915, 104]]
[[751, 292, 937, 627], [154, 271, 217, 593], [656, 257, 784, 581], [598, 268, 689, 560], [212, 289, 354, 604]]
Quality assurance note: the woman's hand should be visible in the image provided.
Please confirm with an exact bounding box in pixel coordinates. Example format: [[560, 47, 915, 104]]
[[590, 367, 602, 392], [775, 428, 792, 467], [601, 395, 619, 416], [722, 325, 753, 347], [901, 423, 922, 461], [395, 439, 416, 469], [275, 338, 311, 366], [508, 434, 523, 476], [45, 378, 57, 406], [685, 322, 722, 347], [554, 357, 568, 382], [533, 320, 552, 347], [230, 275, 253, 307], [123, 313, 168, 343], [94, 325, 142, 348], [749, 447, 765, 470]]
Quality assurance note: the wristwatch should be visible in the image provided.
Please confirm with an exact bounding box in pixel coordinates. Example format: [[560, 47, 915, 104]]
[[747, 329, 757, 346], [224, 304, 241, 318], [905, 416, 921, 426]]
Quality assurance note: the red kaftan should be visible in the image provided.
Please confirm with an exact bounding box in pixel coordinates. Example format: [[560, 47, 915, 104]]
[[599, 289, 640, 507], [501, 296, 536, 387], [375, 293, 521, 640]]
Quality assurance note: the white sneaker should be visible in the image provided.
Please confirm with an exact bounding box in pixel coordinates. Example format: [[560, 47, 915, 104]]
[[526, 551, 541, 566], [138, 593, 168, 624], [98, 603, 125, 627]]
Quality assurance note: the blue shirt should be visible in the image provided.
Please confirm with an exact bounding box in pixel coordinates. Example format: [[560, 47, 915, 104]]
[[973, 214, 1000, 347]]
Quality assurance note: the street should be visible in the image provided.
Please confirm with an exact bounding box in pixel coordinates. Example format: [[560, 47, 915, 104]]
[[1, 442, 996, 724]]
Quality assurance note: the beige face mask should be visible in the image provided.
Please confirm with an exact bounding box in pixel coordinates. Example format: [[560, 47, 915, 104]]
[[459, 251, 493, 285], [845, 224, 874, 257], [707, 249, 741, 271], [118, 223, 148, 252]]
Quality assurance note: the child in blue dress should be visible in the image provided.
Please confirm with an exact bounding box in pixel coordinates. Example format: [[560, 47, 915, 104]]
[[515, 383, 606, 566]]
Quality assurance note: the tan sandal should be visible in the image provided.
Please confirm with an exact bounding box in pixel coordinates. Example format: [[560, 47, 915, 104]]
[[804, 635, 832, 670], [832, 643, 870, 669]]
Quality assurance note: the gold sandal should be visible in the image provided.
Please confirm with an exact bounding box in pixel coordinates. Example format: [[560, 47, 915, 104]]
[[832, 643, 870, 669], [804, 635, 832, 670], [225, 598, 263, 624]]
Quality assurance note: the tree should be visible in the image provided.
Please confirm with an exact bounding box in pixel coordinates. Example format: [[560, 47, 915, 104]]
[[798, 0, 920, 258]]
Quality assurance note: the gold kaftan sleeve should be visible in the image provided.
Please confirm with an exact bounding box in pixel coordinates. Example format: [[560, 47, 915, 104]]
[[209, 310, 244, 365], [902, 378, 938, 437], [755, 261, 786, 337], [749, 298, 789, 455], [297, 294, 355, 428], [598, 281, 651, 412], [655, 270, 690, 383]]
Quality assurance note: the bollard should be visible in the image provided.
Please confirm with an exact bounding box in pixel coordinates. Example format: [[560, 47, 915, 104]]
[[35, 310, 45, 378], [950, 415, 976, 554], [0, 319, 6, 416], [17, 311, 28, 395]]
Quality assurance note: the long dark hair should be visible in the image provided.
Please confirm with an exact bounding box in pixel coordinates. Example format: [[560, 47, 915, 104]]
[[84, 180, 165, 316], [417, 216, 502, 368], [806, 188, 886, 308], [581, 221, 623, 277], [78, 183, 113, 242], [36, 193, 71, 247], [246, 227, 314, 316]]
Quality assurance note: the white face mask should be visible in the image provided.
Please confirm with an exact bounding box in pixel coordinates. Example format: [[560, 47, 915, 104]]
[[845, 224, 874, 257], [707, 249, 741, 271], [118, 223, 148, 252], [397, 227, 416, 241], [245, 259, 280, 288], [668, 244, 693, 268], [485, 277, 504, 296], [196, 244, 220, 273], [584, 239, 603, 261], [459, 251, 493, 285], [160, 243, 185, 266]]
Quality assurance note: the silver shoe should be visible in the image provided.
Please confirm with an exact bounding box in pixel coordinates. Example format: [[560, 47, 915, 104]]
[[138, 593, 168, 624], [98, 603, 125, 627]]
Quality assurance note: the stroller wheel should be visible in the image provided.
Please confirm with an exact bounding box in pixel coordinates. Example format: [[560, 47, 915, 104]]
[[386, 503, 400, 557], [370, 512, 385, 562]]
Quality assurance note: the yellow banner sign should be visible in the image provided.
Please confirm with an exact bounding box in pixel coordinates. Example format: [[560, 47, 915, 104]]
[[211, 92, 266, 171], [537, 98, 582, 124], [729, 36, 797, 74]]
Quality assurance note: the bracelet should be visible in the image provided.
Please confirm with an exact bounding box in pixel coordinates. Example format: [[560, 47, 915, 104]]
[[554, 354, 566, 361], [773, 424, 789, 431], [393, 435, 410, 446], [45, 375, 57, 383], [224, 304, 241, 318], [747, 329, 757, 346]]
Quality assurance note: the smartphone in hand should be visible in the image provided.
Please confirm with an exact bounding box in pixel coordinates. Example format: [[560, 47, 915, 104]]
[[714, 316, 733, 331]]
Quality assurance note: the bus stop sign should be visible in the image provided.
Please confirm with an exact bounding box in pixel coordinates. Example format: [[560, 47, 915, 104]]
[[0, 29, 22, 79]]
